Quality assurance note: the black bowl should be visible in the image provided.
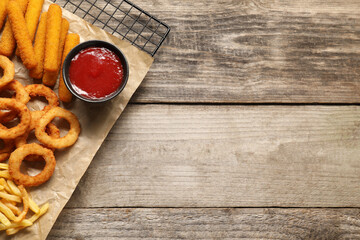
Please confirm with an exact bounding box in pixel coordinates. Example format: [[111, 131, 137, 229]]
[[62, 40, 129, 103]]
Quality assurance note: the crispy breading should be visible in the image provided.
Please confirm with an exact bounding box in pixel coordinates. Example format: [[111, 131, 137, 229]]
[[29, 12, 47, 79], [43, 18, 69, 86], [7, 0, 37, 70], [15, 0, 44, 56], [44, 4, 62, 73], [0, 0, 29, 57], [59, 33, 80, 102], [0, 0, 9, 30], [24, 0, 45, 41]]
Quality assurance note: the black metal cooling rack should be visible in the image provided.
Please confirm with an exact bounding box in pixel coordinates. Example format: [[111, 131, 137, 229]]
[[51, 0, 170, 56]]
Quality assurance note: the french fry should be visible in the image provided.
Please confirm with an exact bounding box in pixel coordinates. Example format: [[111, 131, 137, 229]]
[[3, 220, 32, 235], [59, 33, 80, 102], [0, 0, 9, 30], [6, 203, 49, 235], [7, 180, 21, 197], [44, 4, 62, 73], [28, 198, 40, 214], [0, 0, 29, 56], [13, 186, 29, 223], [0, 191, 21, 203], [43, 18, 69, 86], [0, 201, 16, 221], [0, 164, 8, 170], [7, 0, 37, 69], [0, 178, 10, 193], [28, 202, 49, 223], [0, 164, 49, 235], [0, 171, 11, 179], [1, 200, 21, 215], [29, 12, 47, 79], [0, 212, 10, 227]]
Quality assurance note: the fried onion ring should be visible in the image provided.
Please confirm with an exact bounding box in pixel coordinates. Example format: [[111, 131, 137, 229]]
[[8, 143, 56, 187], [0, 139, 14, 162], [0, 56, 15, 89], [35, 107, 80, 149], [0, 99, 30, 139], [15, 123, 59, 162], [0, 80, 30, 123], [24, 84, 59, 112], [0, 153, 9, 162]]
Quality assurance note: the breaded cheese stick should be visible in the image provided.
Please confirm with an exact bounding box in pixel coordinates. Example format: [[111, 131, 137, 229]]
[[0, 0, 9, 30], [29, 12, 47, 79], [15, 0, 44, 56], [59, 33, 80, 102], [24, 0, 45, 41], [0, 0, 28, 57], [43, 18, 69, 86], [44, 4, 62, 73], [7, 0, 37, 69]]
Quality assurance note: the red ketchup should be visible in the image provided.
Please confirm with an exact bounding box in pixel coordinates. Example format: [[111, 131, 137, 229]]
[[68, 47, 124, 100]]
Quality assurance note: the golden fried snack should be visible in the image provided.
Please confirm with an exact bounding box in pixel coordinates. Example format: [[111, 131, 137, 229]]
[[15, 84, 60, 154], [0, 0, 9, 30], [0, 154, 9, 163], [0, 140, 14, 163], [43, 18, 69, 86], [14, 0, 45, 56], [0, 56, 15, 89], [24, 84, 59, 112], [0, 0, 29, 57], [7, 0, 37, 70], [0, 80, 30, 123], [35, 107, 80, 149], [44, 4, 62, 73], [59, 33, 80, 102], [0, 99, 30, 140], [0, 163, 49, 235], [13, 186, 28, 223], [29, 12, 47, 79], [8, 143, 56, 187]]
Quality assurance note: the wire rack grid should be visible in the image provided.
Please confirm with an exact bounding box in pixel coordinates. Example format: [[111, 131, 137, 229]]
[[51, 0, 170, 56]]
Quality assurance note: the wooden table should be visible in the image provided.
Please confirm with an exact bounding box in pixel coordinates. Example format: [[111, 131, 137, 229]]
[[48, 0, 360, 239]]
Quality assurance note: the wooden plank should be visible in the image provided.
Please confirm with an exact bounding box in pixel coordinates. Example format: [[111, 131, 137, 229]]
[[65, 104, 360, 208], [49, 207, 360, 239], [123, 0, 360, 103], [61, 0, 360, 103]]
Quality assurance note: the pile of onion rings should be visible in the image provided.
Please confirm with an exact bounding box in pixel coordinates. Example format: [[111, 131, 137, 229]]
[[0, 60, 80, 189]]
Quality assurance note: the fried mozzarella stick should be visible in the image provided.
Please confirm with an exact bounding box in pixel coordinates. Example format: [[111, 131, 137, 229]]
[[0, 0, 9, 30], [29, 12, 47, 79], [43, 18, 69, 86], [59, 33, 80, 102], [0, 0, 28, 57], [7, 0, 37, 69], [15, 0, 45, 56], [44, 4, 62, 73]]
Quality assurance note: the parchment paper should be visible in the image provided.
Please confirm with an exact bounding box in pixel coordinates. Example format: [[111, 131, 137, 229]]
[[5, 1, 154, 239]]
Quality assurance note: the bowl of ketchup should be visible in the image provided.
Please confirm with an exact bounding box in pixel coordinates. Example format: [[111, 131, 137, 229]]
[[62, 40, 129, 103]]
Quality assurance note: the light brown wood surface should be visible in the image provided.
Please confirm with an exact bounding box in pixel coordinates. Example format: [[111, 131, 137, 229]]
[[128, 0, 360, 103], [65, 104, 360, 208], [47, 0, 360, 239], [49, 208, 360, 239]]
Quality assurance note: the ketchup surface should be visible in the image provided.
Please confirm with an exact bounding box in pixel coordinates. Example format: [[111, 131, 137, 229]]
[[69, 47, 124, 99]]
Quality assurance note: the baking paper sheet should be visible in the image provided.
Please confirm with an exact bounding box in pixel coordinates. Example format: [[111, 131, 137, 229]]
[[4, 1, 154, 239]]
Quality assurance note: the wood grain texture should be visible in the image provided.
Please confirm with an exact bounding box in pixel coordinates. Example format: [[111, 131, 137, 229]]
[[48, 207, 360, 239], [61, 1, 360, 103], [123, 0, 360, 103], [63, 104, 360, 208]]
